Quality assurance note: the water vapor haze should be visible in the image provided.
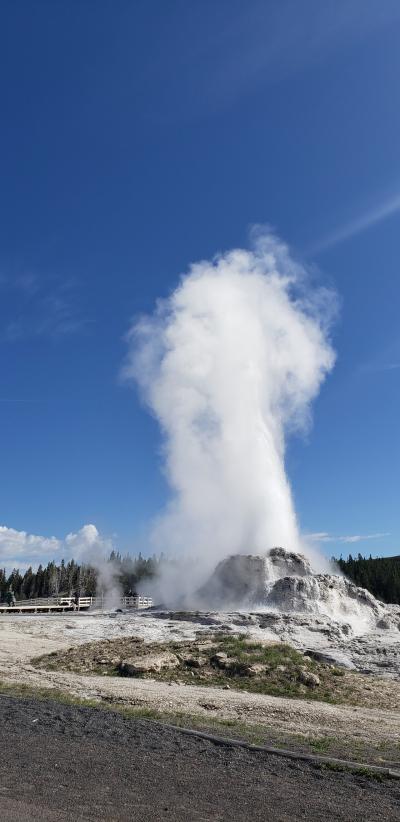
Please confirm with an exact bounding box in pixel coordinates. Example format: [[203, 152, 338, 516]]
[[67, 524, 122, 608], [123, 231, 336, 596]]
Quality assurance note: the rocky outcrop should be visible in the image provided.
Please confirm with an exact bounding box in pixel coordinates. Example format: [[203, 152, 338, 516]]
[[267, 547, 311, 578], [193, 547, 397, 635], [196, 554, 269, 609], [267, 573, 382, 623], [195, 548, 311, 609], [118, 652, 180, 676], [267, 576, 321, 612]]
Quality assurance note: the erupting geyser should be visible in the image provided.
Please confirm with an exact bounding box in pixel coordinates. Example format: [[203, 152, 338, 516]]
[[123, 230, 336, 598]]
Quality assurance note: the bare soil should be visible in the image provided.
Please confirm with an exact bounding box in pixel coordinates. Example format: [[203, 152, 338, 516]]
[[1, 694, 400, 822]]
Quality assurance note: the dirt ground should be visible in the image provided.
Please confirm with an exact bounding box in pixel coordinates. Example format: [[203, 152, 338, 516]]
[[1, 612, 400, 765], [2, 694, 400, 821]]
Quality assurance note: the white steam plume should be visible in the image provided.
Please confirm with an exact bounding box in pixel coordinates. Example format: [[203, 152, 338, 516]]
[[65, 524, 122, 609], [123, 231, 336, 586]]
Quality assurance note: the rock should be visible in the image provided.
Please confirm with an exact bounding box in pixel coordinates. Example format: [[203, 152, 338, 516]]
[[268, 576, 321, 613], [299, 670, 320, 687], [210, 652, 229, 669], [118, 652, 180, 677], [196, 641, 216, 651], [258, 614, 281, 629], [376, 619, 390, 630], [303, 649, 355, 670], [183, 655, 208, 668], [232, 614, 259, 626], [276, 665, 287, 673], [243, 663, 266, 677], [268, 547, 312, 578]]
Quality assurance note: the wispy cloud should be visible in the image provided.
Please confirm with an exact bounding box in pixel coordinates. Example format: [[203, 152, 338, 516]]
[[306, 531, 390, 544], [361, 360, 400, 375], [208, 1, 400, 108], [358, 339, 400, 376], [154, 0, 400, 120], [311, 192, 400, 254], [0, 271, 87, 342]]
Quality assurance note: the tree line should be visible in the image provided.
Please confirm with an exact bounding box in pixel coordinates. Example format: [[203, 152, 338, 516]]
[[2, 549, 399, 605], [0, 551, 160, 602], [335, 553, 400, 605]]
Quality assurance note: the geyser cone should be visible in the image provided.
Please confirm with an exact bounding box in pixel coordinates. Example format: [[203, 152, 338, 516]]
[[194, 547, 312, 609], [194, 547, 393, 634]]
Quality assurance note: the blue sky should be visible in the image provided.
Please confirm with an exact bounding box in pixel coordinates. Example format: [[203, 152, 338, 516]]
[[1, 0, 399, 569]]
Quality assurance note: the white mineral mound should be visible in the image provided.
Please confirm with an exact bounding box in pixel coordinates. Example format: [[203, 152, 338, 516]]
[[195, 547, 393, 632]]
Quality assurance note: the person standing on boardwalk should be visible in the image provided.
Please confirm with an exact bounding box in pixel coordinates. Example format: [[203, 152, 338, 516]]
[[5, 589, 16, 607]]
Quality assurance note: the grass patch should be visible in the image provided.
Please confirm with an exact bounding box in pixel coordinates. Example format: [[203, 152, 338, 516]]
[[31, 632, 399, 714], [32, 633, 344, 703], [317, 762, 387, 782], [309, 736, 337, 753]]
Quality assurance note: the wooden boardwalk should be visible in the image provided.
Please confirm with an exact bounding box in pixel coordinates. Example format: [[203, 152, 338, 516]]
[[0, 601, 91, 615], [0, 594, 153, 615]]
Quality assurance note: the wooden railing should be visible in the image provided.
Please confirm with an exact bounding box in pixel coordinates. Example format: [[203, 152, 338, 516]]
[[89, 595, 153, 609], [9, 594, 153, 611], [122, 595, 153, 609]]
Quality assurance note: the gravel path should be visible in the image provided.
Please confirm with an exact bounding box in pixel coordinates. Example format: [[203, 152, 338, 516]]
[[0, 695, 399, 822]]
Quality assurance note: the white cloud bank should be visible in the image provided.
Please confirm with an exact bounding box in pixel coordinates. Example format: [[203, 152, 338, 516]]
[[0, 523, 111, 571]]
